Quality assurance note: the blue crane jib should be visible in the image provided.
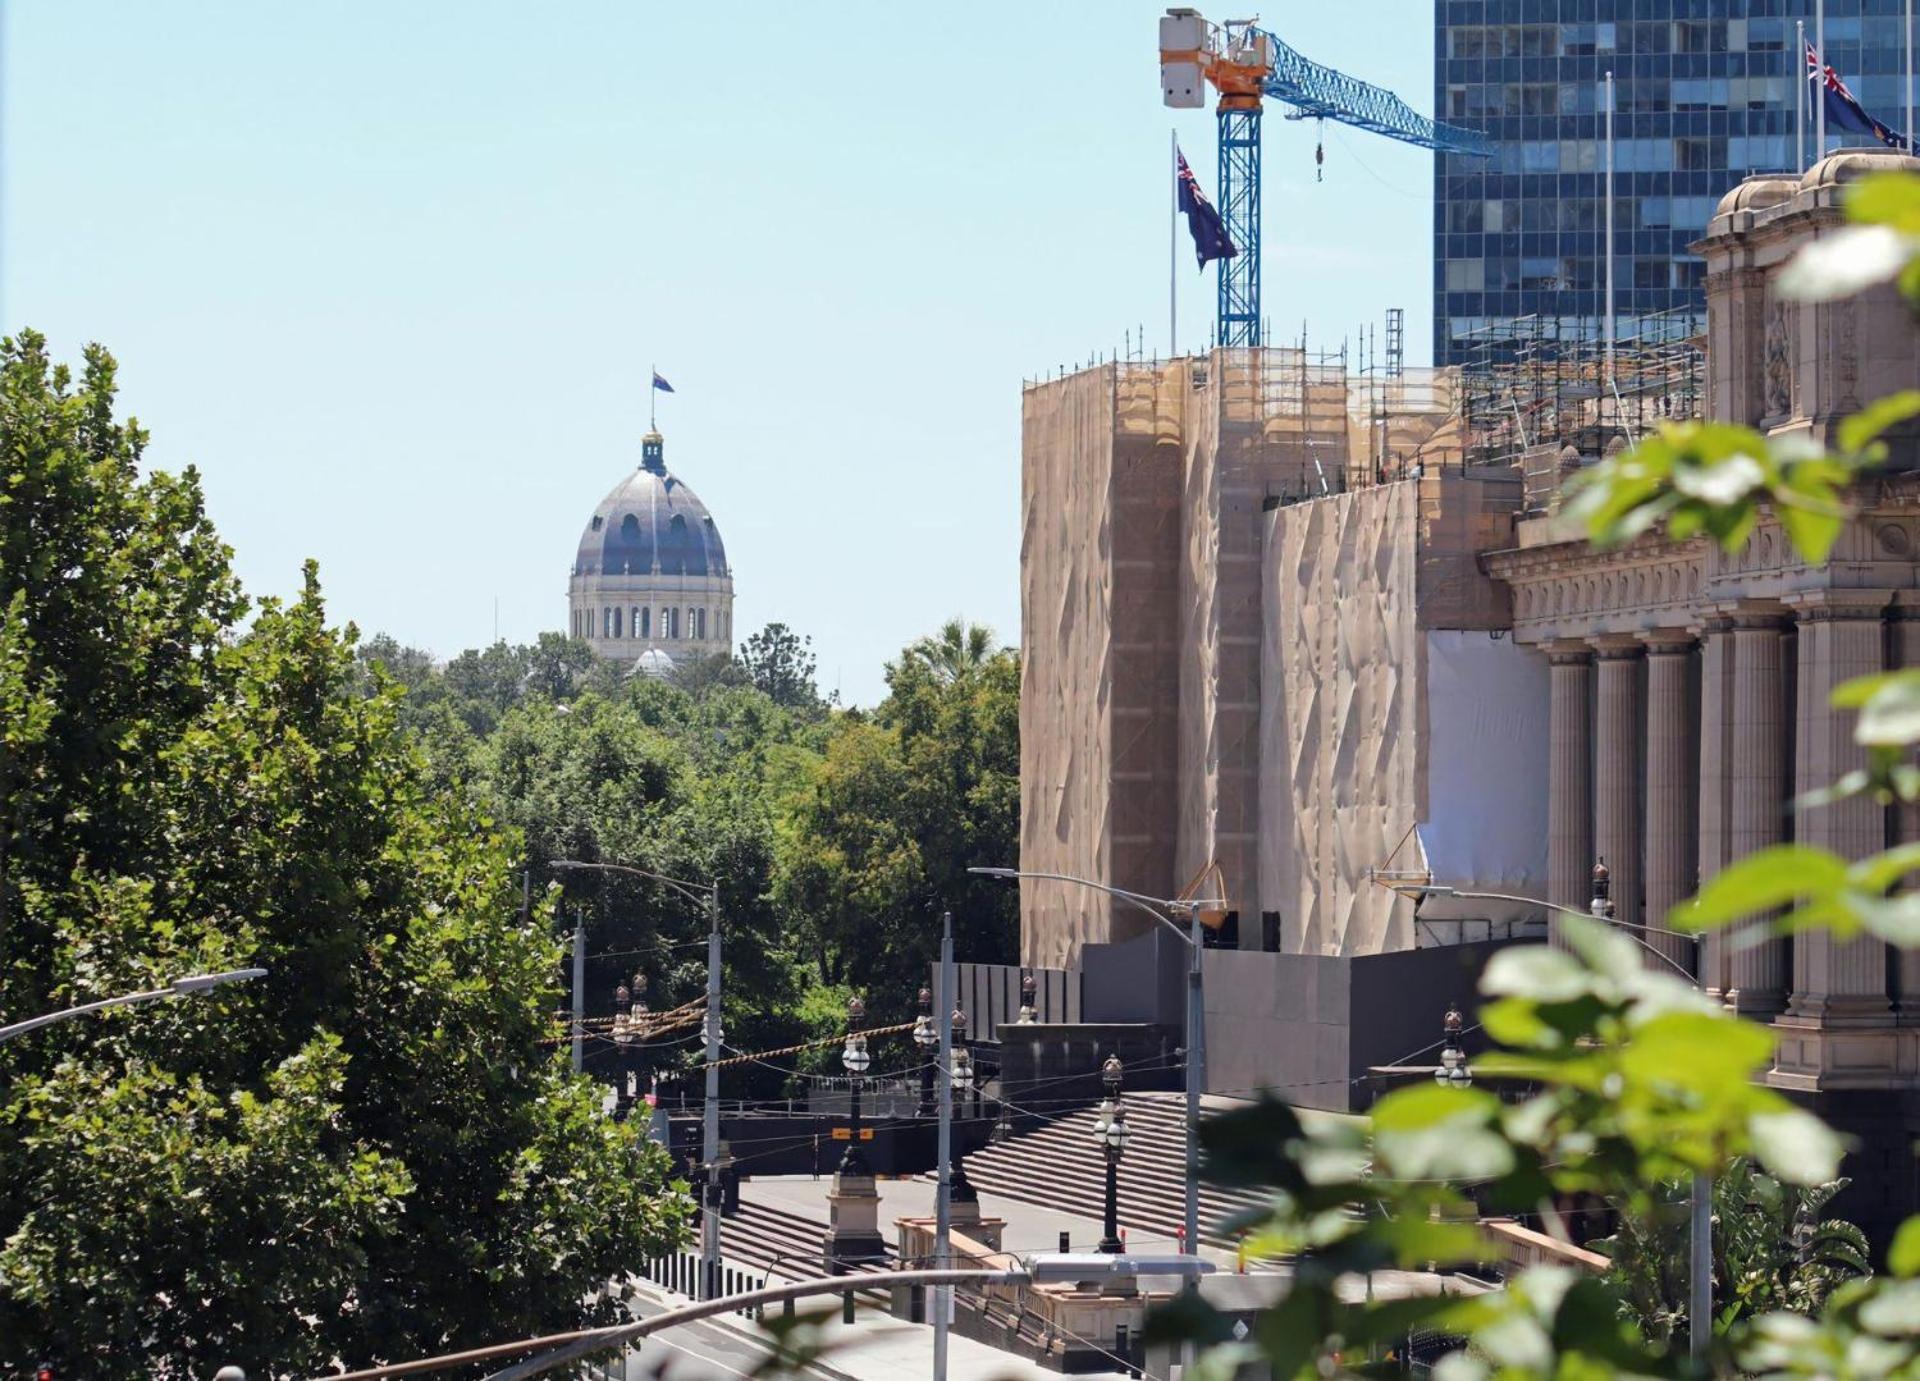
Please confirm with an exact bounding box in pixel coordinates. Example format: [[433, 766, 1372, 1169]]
[[1259, 28, 1492, 158]]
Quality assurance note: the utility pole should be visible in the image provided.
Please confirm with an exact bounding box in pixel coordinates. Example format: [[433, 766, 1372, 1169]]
[[934, 912, 955, 1381], [701, 886, 723, 1301], [571, 913, 586, 1075]]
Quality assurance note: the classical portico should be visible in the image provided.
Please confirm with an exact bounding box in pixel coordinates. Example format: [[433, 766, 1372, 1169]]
[[1489, 150, 1920, 1094]]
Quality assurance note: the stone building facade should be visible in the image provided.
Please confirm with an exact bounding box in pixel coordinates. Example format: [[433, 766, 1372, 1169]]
[[1484, 153, 1920, 1218], [567, 429, 734, 673]]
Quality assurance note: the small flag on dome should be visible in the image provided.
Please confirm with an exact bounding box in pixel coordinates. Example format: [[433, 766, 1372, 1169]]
[[652, 370, 675, 394]]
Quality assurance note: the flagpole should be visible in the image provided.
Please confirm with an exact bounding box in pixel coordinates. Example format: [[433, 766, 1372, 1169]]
[[1170, 129, 1179, 360], [1817, 0, 1827, 155], [1907, 0, 1913, 151], [650, 362, 657, 431], [1798, 20, 1809, 170], [1604, 69, 1615, 400]]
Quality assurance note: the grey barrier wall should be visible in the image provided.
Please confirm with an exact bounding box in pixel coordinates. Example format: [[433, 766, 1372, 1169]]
[[935, 961, 1082, 1043]]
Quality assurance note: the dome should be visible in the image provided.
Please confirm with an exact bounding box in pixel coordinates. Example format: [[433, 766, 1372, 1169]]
[[632, 647, 677, 679], [1801, 147, 1920, 194], [1714, 175, 1797, 219], [574, 431, 728, 580]]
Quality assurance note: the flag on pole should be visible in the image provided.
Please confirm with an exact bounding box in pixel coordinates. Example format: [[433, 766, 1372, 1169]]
[[652, 370, 675, 393], [1808, 42, 1913, 152], [1176, 149, 1238, 268]]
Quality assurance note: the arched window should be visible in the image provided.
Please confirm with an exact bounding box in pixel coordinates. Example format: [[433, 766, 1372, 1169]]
[[695, 608, 707, 640], [668, 607, 680, 640], [639, 606, 650, 639], [613, 607, 623, 639]]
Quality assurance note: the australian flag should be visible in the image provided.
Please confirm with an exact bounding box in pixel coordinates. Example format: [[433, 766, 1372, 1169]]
[[1808, 42, 1912, 153], [1177, 149, 1238, 269], [652, 370, 675, 393]]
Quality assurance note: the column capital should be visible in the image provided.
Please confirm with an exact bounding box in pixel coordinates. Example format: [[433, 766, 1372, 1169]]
[[1783, 588, 1896, 623], [1593, 634, 1646, 661], [1642, 628, 1697, 655], [1721, 600, 1790, 632], [1545, 638, 1593, 666]]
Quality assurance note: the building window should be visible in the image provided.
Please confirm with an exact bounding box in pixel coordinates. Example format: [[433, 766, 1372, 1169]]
[[639, 606, 650, 639], [668, 607, 680, 640], [695, 608, 707, 640]]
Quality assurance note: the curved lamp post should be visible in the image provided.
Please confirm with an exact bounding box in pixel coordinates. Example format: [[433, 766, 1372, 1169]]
[[1373, 862, 1708, 1359], [0, 968, 266, 1045], [1091, 1053, 1130, 1254], [968, 865, 1213, 1273]]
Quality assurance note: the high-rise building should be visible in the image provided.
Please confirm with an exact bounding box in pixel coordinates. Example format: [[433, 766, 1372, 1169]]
[[1432, 1, 1912, 365]]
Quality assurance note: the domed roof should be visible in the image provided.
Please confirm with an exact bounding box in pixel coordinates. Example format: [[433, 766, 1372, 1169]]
[[574, 431, 728, 580], [631, 647, 677, 679], [1801, 147, 1920, 193], [1715, 174, 1797, 219]]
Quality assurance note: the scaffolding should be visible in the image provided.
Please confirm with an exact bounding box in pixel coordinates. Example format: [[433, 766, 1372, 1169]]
[[1455, 310, 1706, 480]]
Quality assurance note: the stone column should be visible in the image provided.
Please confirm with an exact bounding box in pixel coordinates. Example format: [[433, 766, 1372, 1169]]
[[1898, 610, 1920, 1024], [1547, 641, 1594, 947], [1697, 618, 1734, 1000], [1593, 638, 1645, 944], [1785, 592, 1892, 1025], [1726, 609, 1789, 1017], [1643, 632, 1698, 971]]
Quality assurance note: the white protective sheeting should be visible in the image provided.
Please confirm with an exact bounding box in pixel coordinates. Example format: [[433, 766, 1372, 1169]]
[[1412, 631, 1550, 925]]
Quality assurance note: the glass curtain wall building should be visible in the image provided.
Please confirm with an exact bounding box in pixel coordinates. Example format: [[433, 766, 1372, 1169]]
[[1433, 1, 1913, 365]]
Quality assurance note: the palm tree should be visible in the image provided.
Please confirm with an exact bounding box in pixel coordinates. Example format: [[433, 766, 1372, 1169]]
[[1594, 1156, 1870, 1341], [904, 618, 999, 684]]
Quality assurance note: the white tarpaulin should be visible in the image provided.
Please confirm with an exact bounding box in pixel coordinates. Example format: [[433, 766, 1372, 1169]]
[[1412, 630, 1550, 925]]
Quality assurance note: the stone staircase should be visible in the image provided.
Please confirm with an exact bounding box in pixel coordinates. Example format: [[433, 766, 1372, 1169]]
[[640, 1197, 896, 1306], [935, 1092, 1272, 1251]]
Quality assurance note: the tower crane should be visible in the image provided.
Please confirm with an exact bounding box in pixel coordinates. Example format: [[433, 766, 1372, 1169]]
[[1159, 9, 1493, 348]]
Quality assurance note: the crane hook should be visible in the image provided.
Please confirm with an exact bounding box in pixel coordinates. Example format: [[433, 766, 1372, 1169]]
[[1316, 118, 1325, 182]]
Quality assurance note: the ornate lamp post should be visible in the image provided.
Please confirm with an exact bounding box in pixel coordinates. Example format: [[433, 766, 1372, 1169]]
[[1091, 1053, 1130, 1254], [1016, 971, 1038, 1024], [1590, 859, 1614, 921], [611, 979, 636, 1119], [950, 1035, 979, 1210], [914, 986, 939, 1117], [1434, 1003, 1472, 1088], [952, 1004, 981, 1119], [842, 996, 873, 1176]]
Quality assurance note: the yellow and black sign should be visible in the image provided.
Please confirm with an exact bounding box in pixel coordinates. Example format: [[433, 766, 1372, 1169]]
[[829, 1128, 875, 1141]]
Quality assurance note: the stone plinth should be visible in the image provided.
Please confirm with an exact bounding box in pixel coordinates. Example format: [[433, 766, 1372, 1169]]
[[825, 1172, 886, 1271]]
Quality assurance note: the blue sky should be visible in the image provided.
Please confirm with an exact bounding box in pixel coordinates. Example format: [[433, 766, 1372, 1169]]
[[1, 3, 1436, 705]]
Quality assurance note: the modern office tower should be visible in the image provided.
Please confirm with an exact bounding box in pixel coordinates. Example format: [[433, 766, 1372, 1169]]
[[1433, 1, 1911, 365]]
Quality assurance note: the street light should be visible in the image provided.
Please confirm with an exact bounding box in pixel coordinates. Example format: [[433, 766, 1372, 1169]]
[[0, 968, 267, 1044], [549, 857, 725, 1299], [950, 1033, 979, 1206], [967, 864, 1214, 1276], [842, 996, 873, 1177], [1091, 1053, 1129, 1254]]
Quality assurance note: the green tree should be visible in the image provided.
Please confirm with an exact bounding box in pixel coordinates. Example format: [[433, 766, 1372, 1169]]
[[1597, 1159, 1870, 1344], [739, 621, 821, 711], [0, 333, 688, 1376], [904, 617, 998, 684]]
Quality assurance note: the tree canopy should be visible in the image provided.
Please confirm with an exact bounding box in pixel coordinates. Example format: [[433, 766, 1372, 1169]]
[[0, 332, 688, 1376]]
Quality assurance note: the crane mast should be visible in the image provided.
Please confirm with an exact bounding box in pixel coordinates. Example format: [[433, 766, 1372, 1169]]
[[1160, 9, 1492, 349]]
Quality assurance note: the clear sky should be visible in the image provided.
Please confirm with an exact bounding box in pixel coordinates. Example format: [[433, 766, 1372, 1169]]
[[1, 3, 1436, 705]]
